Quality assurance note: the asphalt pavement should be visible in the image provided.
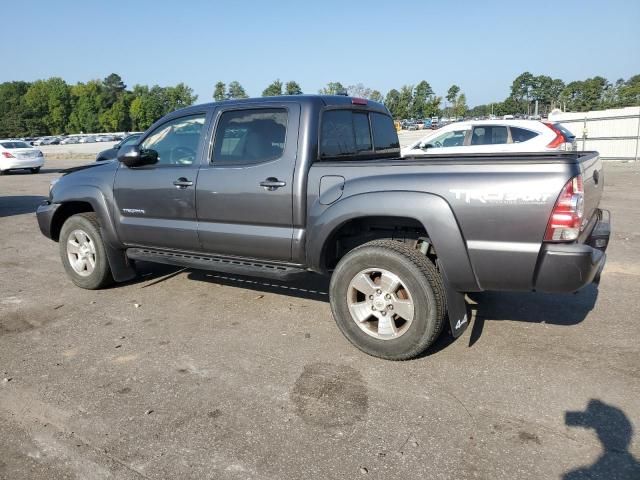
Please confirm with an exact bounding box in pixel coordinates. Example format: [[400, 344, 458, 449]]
[[1, 157, 639, 479]]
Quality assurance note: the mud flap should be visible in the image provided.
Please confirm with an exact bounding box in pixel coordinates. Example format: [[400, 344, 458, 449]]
[[105, 245, 137, 282], [438, 263, 470, 338]]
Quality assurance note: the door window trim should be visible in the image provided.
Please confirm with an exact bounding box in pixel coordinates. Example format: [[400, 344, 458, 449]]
[[129, 111, 210, 169], [207, 105, 291, 168]]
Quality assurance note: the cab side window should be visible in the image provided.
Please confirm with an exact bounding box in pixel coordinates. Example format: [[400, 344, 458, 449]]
[[140, 114, 205, 165], [471, 126, 508, 145], [426, 129, 468, 148], [212, 108, 288, 166]]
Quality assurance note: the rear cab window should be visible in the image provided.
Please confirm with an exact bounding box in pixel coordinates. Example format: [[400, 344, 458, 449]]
[[319, 109, 399, 161]]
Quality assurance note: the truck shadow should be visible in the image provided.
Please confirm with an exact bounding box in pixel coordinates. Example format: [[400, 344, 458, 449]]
[[467, 285, 599, 347], [0, 195, 48, 217]]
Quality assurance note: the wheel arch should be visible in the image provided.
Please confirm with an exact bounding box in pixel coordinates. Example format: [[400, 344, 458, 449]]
[[307, 191, 480, 292], [52, 185, 135, 283]]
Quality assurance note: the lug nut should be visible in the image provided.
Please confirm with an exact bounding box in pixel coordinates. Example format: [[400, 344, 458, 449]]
[[369, 295, 373, 300], [371, 306, 376, 311], [388, 305, 393, 310], [381, 311, 387, 316], [376, 289, 382, 295], [385, 294, 391, 300]]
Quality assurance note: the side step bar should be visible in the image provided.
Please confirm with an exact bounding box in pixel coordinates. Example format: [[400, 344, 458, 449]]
[[126, 248, 307, 281]]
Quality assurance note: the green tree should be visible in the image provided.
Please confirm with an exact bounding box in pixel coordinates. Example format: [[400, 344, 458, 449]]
[[99, 95, 131, 132], [67, 80, 104, 133], [102, 73, 126, 108], [213, 81, 226, 101], [446, 85, 460, 104], [369, 90, 384, 103], [23, 78, 72, 134], [227, 81, 248, 99], [454, 93, 467, 117], [396, 85, 414, 119], [618, 75, 640, 106], [412, 80, 434, 118], [165, 83, 198, 111], [284, 81, 303, 95], [262, 79, 283, 97], [384, 89, 401, 118], [0, 81, 32, 137], [318, 82, 345, 95]]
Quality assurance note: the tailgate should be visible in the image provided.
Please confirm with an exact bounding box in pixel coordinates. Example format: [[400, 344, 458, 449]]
[[579, 152, 603, 226]]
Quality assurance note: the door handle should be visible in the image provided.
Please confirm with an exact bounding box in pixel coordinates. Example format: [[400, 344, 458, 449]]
[[259, 177, 286, 191], [173, 177, 193, 189]]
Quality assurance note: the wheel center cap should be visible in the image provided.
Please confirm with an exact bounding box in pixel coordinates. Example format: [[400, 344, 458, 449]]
[[373, 298, 386, 310]]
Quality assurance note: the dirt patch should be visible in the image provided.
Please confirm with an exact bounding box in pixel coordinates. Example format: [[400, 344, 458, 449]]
[[290, 363, 368, 428]]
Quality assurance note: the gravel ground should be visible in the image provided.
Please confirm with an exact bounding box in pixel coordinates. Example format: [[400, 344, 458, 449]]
[[0, 158, 639, 480]]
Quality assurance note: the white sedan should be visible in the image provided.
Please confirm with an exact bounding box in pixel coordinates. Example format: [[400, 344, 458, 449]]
[[401, 120, 576, 157], [0, 140, 45, 174]]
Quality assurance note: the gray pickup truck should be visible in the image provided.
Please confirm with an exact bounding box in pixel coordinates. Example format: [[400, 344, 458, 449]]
[[37, 95, 610, 360]]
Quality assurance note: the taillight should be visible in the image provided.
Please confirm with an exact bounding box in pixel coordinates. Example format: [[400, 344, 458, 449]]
[[1, 151, 15, 158], [543, 122, 565, 149], [351, 97, 368, 105], [544, 175, 585, 241]]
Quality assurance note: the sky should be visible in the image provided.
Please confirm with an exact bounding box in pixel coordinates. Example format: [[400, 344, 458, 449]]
[[2, 0, 639, 106]]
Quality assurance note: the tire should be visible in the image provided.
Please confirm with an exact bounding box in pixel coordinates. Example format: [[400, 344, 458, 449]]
[[31, 167, 41, 174], [59, 212, 113, 289], [329, 239, 446, 360]]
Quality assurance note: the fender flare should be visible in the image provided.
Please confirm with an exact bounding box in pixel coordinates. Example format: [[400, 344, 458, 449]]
[[52, 185, 136, 282], [306, 191, 480, 293]]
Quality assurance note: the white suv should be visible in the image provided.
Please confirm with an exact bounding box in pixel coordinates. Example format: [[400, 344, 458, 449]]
[[401, 120, 576, 157]]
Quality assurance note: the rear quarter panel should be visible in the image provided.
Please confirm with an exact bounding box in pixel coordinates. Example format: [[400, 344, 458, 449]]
[[308, 157, 581, 291]]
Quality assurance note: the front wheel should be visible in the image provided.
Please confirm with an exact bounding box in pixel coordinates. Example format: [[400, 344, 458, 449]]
[[329, 240, 446, 360], [31, 167, 41, 174], [59, 213, 113, 289]]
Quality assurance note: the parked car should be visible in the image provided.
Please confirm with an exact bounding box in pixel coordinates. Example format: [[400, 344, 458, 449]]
[[96, 133, 142, 161], [41, 137, 61, 145], [61, 137, 80, 145], [37, 95, 609, 360], [79, 136, 96, 143], [0, 139, 45, 174], [401, 120, 577, 157]]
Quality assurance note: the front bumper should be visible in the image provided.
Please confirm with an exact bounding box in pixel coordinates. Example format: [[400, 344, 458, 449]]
[[36, 201, 60, 240], [0, 157, 45, 170], [534, 209, 610, 293]]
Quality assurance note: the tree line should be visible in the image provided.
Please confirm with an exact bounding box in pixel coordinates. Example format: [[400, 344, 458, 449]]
[[0, 74, 197, 137], [1, 72, 638, 137], [469, 72, 640, 118]]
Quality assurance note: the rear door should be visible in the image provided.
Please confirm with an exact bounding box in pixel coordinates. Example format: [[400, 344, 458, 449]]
[[113, 112, 209, 250], [195, 103, 300, 261]]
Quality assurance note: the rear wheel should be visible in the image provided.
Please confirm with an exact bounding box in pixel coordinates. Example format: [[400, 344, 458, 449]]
[[59, 213, 113, 289], [329, 240, 446, 360], [31, 167, 41, 174]]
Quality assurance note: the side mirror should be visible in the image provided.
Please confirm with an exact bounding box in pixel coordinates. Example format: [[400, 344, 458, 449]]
[[420, 142, 433, 150], [117, 146, 158, 167]]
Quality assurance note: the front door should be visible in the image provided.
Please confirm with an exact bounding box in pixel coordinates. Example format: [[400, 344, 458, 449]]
[[113, 112, 208, 251], [196, 104, 300, 262]]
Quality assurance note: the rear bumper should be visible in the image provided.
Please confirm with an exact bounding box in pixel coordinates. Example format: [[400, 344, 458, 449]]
[[534, 209, 610, 293], [0, 157, 44, 170], [36, 201, 60, 240]]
